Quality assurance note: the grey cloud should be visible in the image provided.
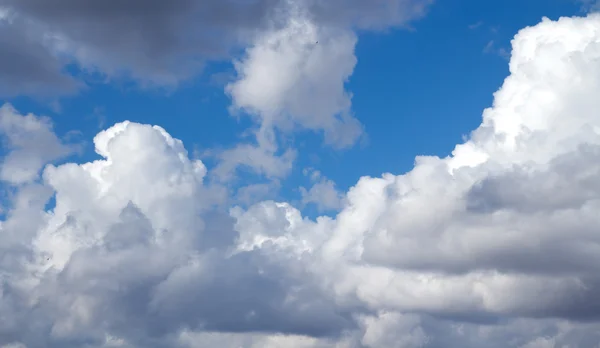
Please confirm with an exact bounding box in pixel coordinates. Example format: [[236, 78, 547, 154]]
[[0, 0, 432, 96], [1, 0, 278, 83], [361, 145, 600, 278], [414, 317, 600, 348], [149, 250, 354, 337], [4, 206, 353, 347], [307, 0, 433, 30], [467, 143, 600, 214], [0, 21, 79, 98]]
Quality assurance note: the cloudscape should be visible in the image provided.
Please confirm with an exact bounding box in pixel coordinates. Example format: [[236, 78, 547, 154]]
[[2, 0, 600, 347]]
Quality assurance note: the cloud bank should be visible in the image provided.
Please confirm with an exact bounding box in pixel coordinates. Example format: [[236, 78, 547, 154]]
[[3, 11, 600, 348]]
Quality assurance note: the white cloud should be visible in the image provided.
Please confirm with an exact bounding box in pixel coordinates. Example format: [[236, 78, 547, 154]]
[[211, 140, 296, 181], [235, 181, 281, 206], [6, 12, 600, 348], [0, 104, 76, 185], [299, 169, 345, 212], [0, 117, 348, 348], [216, 8, 363, 180], [228, 12, 600, 345], [210, 1, 430, 182], [226, 13, 362, 149], [295, 14, 600, 321]]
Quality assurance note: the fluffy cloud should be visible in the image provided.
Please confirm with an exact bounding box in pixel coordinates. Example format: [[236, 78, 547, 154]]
[[226, 12, 363, 149], [0, 0, 431, 96], [299, 169, 345, 212], [217, 8, 363, 178], [210, 139, 296, 181], [0, 104, 76, 184], [5, 12, 600, 348], [0, 114, 351, 348], [306, 14, 600, 323]]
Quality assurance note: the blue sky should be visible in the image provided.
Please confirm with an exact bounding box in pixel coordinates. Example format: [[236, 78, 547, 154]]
[[1, 0, 585, 210]]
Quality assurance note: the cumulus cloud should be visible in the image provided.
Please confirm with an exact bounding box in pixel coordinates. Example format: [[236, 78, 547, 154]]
[[0, 0, 431, 96], [319, 12, 600, 330], [304, 15, 600, 326], [6, 12, 600, 348], [226, 12, 363, 149], [0, 116, 351, 348], [217, 7, 363, 179]]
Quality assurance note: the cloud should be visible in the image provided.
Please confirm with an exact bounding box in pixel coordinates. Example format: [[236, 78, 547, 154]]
[[299, 169, 345, 212], [483, 40, 510, 60], [225, 10, 363, 149], [0, 0, 432, 187], [0, 104, 77, 184], [210, 140, 296, 181], [235, 181, 282, 206], [0, 0, 432, 97], [227, 12, 600, 345], [0, 117, 351, 348], [469, 21, 483, 30], [0, 17, 79, 98], [305, 0, 433, 30], [217, 8, 364, 179], [577, 0, 600, 12], [6, 11, 600, 348], [319, 12, 600, 326]]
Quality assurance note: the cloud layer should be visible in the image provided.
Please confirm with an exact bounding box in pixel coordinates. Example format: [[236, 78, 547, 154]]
[[0, 0, 431, 96], [4, 11, 600, 348]]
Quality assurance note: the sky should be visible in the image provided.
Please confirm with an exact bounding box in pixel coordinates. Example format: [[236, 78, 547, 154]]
[[3, 0, 600, 347]]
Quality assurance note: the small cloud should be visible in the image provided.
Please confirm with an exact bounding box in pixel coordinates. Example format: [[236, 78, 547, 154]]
[[299, 168, 344, 212], [209, 71, 235, 87], [483, 40, 495, 54], [497, 47, 510, 60], [303, 167, 322, 182], [483, 40, 510, 61], [576, 0, 600, 12], [235, 181, 281, 206], [468, 21, 483, 30], [49, 101, 62, 114], [85, 106, 106, 130]]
